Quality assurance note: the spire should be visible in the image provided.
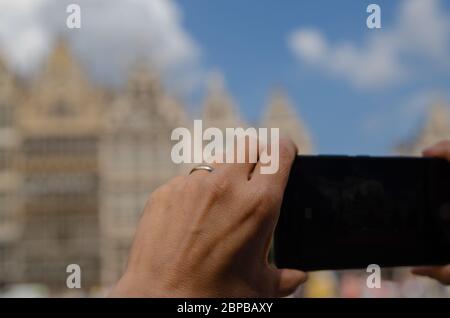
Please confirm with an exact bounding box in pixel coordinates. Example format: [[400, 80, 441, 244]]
[[264, 89, 298, 121], [424, 101, 450, 136], [19, 39, 104, 135], [262, 88, 313, 154], [396, 101, 450, 155], [41, 39, 85, 84], [202, 71, 243, 129]]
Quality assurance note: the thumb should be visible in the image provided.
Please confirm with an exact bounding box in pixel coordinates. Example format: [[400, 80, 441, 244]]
[[271, 268, 307, 297]]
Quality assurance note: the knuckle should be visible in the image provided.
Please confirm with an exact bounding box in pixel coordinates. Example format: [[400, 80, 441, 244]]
[[184, 174, 205, 193], [278, 138, 296, 161]]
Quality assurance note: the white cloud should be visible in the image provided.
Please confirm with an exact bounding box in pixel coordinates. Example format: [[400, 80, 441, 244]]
[[289, 0, 450, 89], [0, 0, 49, 73], [289, 29, 327, 63], [0, 0, 201, 91]]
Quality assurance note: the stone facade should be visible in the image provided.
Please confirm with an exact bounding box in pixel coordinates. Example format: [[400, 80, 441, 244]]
[[16, 42, 104, 289]]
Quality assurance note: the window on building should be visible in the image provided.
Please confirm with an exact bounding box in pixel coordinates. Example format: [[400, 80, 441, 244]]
[[50, 99, 76, 117], [24, 173, 98, 196], [0, 150, 11, 171], [0, 193, 10, 223], [23, 137, 97, 156], [0, 104, 12, 128]]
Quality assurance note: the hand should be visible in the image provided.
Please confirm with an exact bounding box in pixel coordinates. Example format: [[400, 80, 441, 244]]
[[411, 140, 450, 285], [110, 138, 307, 297]]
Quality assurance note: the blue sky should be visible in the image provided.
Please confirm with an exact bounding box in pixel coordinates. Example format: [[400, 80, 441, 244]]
[[0, 0, 449, 155], [175, 0, 450, 155]]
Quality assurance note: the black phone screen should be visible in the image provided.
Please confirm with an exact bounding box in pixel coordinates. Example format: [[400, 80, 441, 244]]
[[274, 155, 450, 271]]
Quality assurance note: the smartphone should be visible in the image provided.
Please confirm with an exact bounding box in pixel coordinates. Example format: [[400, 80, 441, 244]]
[[274, 155, 450, 271]]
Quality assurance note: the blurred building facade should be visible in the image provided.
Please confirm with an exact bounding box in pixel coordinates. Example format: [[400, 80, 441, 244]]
[[16, 43, 104, 289], [0, 42, 314, 292], [0, 58, 21, 286]]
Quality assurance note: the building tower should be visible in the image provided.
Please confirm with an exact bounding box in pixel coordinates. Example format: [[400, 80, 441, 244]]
[[261, 89, 313, 154], [202, 72, 244, 130], [99, 64, 187, 286], [17, 41, 104, 291], [198, 72, 246, 162], [397, 102, 450, 156]]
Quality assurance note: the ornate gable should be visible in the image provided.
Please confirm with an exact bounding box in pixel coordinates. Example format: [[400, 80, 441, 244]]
[[202, 72, 243, 129], [18, 40, 104, 136], [262, 89, 313, 154]]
